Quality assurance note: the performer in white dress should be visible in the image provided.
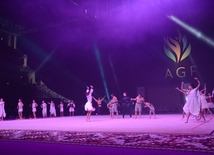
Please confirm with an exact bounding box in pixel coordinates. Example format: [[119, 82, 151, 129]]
[[212, 88, 214, 101], [207, 93, 214, 109], [176, 82, 190, 119], [183, 78, 206, 123], [17, 99, 24, 119], [31, 100, 38, 119], [0, 98, 6, 121], [48, 101, 56, 117], [67, 100, 75, 116], [84, 85, 95, 122], [58, 102, 64, 117], [40, 100, 47, 118], [200, 84, 213, 116]]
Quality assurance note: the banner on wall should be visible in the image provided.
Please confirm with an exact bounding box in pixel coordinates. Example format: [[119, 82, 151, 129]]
[[164, 31, 197, 79]]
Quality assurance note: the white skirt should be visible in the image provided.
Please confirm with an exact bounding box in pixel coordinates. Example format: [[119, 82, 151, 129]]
[[207, 102, 214, 108], [0, 105, 6, 117], [84, 101, 95, 111], [69, 108, 75, 112]]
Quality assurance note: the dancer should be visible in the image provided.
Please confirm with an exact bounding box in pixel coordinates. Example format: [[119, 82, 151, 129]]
[[176, 82, 189, 101], [107, 93, 118, 119], [120, 92, 133, 119], [183, 77, 206, 123], [93, 96, 106, 115], [0, 98, 6, 121], [131, 93, 144, 119], [41, 100, 47, 118], [200, 84, 213, 117], [48, 101, 56, 117], [31, 100, 38, 119], [107, 102, 113, 117], [207, 93, 214, 110], [212, 88, 214, 100], [17, 99, 24, 119], [144, 102, 156, 119], [210, 87, 214, 113], [176, 82, 189, 119], [84, 85, 95, 122], [67, 100, 75, 116], [58, 101, 64, 117]]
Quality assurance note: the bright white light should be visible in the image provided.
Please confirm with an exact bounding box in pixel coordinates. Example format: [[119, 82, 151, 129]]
[[168, 15, 214, 48]]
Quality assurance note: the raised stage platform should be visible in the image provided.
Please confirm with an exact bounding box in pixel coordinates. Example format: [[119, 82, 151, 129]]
[[0, 114, 213, 134], [0, 114, 214, 154]]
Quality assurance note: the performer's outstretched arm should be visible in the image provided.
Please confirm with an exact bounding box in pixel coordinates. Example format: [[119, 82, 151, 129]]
[[194, 77, 200, 90]]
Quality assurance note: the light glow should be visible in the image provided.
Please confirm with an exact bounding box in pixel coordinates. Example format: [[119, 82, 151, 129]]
[[168, 15, 214, 48]]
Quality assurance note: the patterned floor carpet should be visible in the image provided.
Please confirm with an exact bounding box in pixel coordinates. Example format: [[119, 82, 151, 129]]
[[0, 130, 213, 153]]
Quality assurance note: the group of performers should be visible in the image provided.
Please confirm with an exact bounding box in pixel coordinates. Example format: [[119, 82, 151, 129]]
[[29, 100, 76, 119], [106, 92, 156, 119], [1, 78, 214, 123], [84, 85, 156, 122], [176, 77, 214, 123], [84, 78, 214, 122], [0, 98, 76, 120]]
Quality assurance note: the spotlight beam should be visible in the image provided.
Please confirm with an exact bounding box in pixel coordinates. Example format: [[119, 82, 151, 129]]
[[35, 46, 58, 73], [108, 56, 121, 95], [94, 44, 110, 101], [168, 15, 214, 48]]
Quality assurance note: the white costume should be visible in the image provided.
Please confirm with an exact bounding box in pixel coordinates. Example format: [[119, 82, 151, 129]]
[[84, 88, 95, 111], [59, 104, 64, 112], [0, 101, 6, 118], [18, 102, 23, 112], [68, 102, 75, 112], [50, 103, 56, 116], [32, 102, 37, 112], [200, 94, 208, 109], [41, 102, 47, 117], [207, 96, 214, 108], [207, 102, 214, 108], [183, 88, 200, 116]]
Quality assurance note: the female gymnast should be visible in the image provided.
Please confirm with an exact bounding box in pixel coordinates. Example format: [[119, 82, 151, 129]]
[[84, 85, 95, 122]]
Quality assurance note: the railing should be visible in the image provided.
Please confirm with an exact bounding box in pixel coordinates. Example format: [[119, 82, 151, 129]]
[[37, 82, 71, 103]]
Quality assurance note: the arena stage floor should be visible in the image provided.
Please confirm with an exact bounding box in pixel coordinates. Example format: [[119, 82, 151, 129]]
[[0, 114, 213, 134]]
